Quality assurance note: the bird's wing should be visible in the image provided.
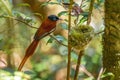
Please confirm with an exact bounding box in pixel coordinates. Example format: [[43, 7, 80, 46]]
[[34, 21, 56, 40], [34, 28, 56, 40]]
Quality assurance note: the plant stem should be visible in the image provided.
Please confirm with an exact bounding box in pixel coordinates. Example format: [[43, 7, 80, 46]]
[[74, 50, 83, 80], [67, 0, 73, 80], [87, 0, 95, 25]]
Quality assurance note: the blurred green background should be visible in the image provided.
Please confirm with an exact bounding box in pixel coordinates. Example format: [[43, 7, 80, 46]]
[[0, 0, 104, 80]]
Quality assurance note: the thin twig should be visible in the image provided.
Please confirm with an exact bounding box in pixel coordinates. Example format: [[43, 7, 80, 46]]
[[0, 15, 67, 47], [79, 0, 84, 8], [74, 50, 83, 80], [95, 31, 104, 36], [14, 18, 38, 29], [49, 35, 68, 47], [0, 15, 38, 29], [87, 0, 95, 25], [80, 65, 94, 77], [97, 67, 104, 80]]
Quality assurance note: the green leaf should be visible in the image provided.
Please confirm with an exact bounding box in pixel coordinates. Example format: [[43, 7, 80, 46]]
[[17, 3, 30, 7], [13, 11, 33, 23], [34, 13, 44, 20], [58, 11, 68, 17], [46, 37, 54, 44], [48, 2, 60, 5], [77, 16, 87, 25], [40, 2, 49, 7], [63, 19, 69, 22], [40, 2, 60, 7], [80, 12, 89, 17], [59, 23, 68, 30], [101, 72, 115, 80], [97, 0, 105, 3], [23, 16, 33, 23], [84, 77, 94, 80], [55, 35, 66, 42], [13, 11, 26, 19]]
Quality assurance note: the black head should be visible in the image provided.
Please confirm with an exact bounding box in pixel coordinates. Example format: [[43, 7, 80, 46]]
[[48, 15, 59, 21]]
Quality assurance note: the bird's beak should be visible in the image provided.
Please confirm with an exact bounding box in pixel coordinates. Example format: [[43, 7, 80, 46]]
[[58, 18, 63, 20]]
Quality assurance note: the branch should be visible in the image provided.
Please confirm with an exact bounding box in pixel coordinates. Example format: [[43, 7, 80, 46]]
[[0, 15, 67, 47], [95, 30, 104, 36], [74, 50, 84, 80], [97, 67, 104, 80], [79, 0, 84, 8], [0, 15, 38, 29], [67, 0, 73, 80], [87, 0, 95, 25], [49, 35, 68, 47]]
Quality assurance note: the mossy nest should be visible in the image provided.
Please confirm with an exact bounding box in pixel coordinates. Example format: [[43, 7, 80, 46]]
[[69, 25, 94, 50]]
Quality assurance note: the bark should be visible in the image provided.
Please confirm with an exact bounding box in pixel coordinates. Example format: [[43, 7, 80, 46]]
[[103, 0, 120, 80]]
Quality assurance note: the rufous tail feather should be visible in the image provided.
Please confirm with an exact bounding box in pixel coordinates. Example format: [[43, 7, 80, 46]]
[[18, 40, 39, 71]]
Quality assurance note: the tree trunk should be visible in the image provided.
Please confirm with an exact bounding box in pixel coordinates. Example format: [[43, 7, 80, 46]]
[[103, 0, 120, 80]]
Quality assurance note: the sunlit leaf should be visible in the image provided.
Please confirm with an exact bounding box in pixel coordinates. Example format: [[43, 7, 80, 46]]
[[40, 2, 60, 7], [77, 16, 87, 25], [13, 11, 33, 23], [34, 13, 43, 19], [58, 11, 68, 17], [59, 23, 68, 30], [13, 11, 26, 19], [84, 77, 94, 80], [40, 2, 49, 7], [17, 3, 30, 7], [55, 35, 66, 42], [48, 2, 60, 5], [101, 72, 115, 80], [63, 19, 69, 22]]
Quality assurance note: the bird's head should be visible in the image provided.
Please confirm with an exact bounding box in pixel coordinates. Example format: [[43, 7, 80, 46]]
[[48, 15, 60, 21]]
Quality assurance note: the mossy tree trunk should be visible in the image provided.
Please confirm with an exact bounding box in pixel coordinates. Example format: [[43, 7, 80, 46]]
[[103, 0, 120, 80]]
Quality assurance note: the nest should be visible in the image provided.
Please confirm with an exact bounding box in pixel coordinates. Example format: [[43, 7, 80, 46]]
[[69, 25, 94, 50]]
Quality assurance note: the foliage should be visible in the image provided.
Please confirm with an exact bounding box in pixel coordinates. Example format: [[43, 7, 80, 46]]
[[0, 0, 105, 80], [0, 69, 31, 80]]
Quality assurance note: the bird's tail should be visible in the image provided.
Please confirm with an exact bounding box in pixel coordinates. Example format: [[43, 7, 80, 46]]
[[18, 40, 39, 71]]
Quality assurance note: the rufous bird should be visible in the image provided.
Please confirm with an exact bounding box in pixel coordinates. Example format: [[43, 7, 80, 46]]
[[18, 15, 60, 71]]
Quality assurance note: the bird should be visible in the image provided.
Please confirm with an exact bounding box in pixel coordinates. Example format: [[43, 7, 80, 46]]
[[18, 15, 60, 71]]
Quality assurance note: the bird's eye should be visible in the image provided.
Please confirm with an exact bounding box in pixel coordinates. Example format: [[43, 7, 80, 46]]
[[48, 15, 59, 21]]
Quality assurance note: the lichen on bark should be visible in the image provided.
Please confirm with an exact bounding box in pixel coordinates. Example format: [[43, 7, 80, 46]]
[[103, 0, 120, 80]]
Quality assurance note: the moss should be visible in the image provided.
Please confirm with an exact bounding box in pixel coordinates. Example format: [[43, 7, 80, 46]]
[[103, 0, 120, 80], [69, 25, 94, 50]]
